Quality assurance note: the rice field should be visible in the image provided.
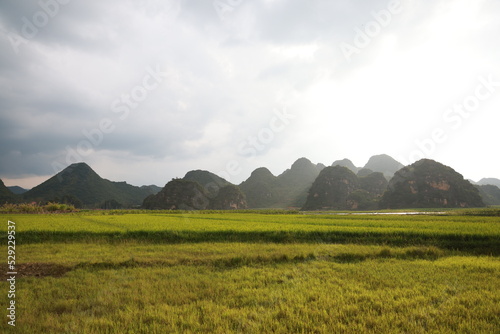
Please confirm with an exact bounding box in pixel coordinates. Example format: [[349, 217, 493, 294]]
[[1, 211, 499, 333]]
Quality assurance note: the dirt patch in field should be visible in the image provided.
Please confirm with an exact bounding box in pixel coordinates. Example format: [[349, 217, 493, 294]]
[[1, 263, 72, 278]]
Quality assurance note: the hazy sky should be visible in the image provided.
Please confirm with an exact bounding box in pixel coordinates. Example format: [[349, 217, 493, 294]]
[[1, 0, 499, 188]]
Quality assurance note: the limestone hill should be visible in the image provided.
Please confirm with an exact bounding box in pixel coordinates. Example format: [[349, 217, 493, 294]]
[[239, 167, 281, 208], [143, 179, 247, 210], [143, 179, 211, 210], [183, 170, 232, 198], [23, 163, 158, 208], [0, 179, 16, 204], [380, 159, 484, 209], [476, 184, 500, 206], [302, 166, 359, 210]]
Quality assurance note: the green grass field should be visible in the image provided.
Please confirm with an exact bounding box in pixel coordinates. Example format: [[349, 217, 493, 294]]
[[1, 211, 499, 333]]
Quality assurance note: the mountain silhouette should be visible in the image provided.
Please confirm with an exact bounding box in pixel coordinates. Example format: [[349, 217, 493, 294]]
[[2, 156, 497, 210], [332, 158, 359, 173], [363, 154, 404, 180], [477, 178, 500, 188], [7, 186, 28, 195], [276, 158, 325, 207], [240, 158, 324, 208]]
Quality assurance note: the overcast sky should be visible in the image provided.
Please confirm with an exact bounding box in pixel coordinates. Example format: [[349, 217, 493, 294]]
[[1, 0, 499, 189]]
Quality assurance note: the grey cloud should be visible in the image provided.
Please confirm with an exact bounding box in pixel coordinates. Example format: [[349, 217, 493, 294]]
[[0, 0, 499, 186], [248, 0, 389, 44]]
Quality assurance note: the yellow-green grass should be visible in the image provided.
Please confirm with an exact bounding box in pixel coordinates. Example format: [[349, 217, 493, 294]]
[[1, 212, 499, 333], [5, 213, 500, 254], [17, 243, 448, 266], [2, 248, 499, 333], [8, 213, 500, 235]]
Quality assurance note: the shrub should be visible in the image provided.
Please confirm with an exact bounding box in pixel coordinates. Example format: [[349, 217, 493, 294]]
[[0, 202, 77, 214]]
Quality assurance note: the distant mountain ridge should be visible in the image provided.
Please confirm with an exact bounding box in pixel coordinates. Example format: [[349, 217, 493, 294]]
[[363, 154, 404, 180], [1, 154, 496, 210], [8, 186, 28, 195], [239, 157, 324, 208], [327, 154, 404, 180], [332, 158, 359, 173], [141, 185, 162, 194], [275, 158, 325, 207], [477, 178, 500, 188]]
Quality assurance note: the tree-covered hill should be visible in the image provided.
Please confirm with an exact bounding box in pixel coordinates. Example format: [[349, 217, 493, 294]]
[[380, 159, 484, 209], [0, 179, 17, 204], [276, 158, 325, 207], [239, 167, 281, 208], [183, 170, 232, 198], [209, 184, 247, 210], [302, 166, 360, 210], [23, 163, 158, 208], [476, 184, 500, 206], [143, 179, 247, 210], [143, 179, 210, 210]]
